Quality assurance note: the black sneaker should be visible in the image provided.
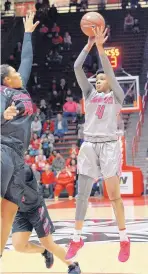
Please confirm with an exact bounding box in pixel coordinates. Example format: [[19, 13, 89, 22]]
[[42, 249, 54, 268], [68, 262, 81, 274]]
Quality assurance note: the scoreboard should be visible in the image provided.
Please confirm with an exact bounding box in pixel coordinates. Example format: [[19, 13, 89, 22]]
[[104, 47, 122, 70]]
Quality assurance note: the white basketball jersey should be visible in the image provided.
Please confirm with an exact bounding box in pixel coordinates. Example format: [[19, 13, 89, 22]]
[[84, 89, 121, 142]]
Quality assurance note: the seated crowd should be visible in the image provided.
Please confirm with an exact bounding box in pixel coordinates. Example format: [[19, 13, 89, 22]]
[[24, 93, 84, 201]]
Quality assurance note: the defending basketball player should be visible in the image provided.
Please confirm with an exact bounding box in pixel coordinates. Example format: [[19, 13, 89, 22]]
[[11, 165, 81, 273], [65, 26, 130, 262], [0, 12, 39, 255]]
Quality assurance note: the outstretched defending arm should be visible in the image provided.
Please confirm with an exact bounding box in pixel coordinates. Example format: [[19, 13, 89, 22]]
[[18, 33, 33, 88], [18, 12, 39, 88], [74, 38, 95, 99]]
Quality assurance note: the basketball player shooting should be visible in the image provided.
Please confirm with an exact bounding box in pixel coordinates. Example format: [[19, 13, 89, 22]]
[[0, 12, 39, 256], [65, 26, 130, 262]]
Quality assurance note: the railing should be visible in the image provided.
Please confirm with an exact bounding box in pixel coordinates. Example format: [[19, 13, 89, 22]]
[[1, 1, 148, 16], [132, 88, 148, 165]]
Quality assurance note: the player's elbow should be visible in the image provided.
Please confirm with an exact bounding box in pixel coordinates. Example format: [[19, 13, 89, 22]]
[[74, 61, 82, 71]]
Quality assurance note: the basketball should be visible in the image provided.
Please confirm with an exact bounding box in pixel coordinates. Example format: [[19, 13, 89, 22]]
[[80, 12, 105, 37]]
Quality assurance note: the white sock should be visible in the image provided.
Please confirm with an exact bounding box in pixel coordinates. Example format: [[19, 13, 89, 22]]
[[72, 229, 82, 242], [119, 229, 128, 242]]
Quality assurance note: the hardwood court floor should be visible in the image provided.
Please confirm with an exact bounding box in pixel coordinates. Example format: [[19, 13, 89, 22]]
[[2, 196, 148, 274]]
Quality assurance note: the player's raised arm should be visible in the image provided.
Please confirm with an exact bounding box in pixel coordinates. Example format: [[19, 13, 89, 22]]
[[18, 12, 39, 88], [74, 37, 95, 99], [94, 27, 124, 105]]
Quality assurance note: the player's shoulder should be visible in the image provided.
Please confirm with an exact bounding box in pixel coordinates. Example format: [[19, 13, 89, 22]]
[[85, 88, 98, 101], [0, 85, 13, 97]]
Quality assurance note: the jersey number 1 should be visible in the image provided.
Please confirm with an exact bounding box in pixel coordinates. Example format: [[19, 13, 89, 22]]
[[96, 105, 105, 119]]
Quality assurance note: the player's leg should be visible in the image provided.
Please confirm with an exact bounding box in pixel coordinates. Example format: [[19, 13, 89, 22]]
[[12, 211, 45, 254], [12, 210, 54, 269], [12, 232, 45, 253], [105, 176, 126, 230], [1, 198, 18, 254], [66, 142, 99, 260], [0, 145, 17, 255], [29, 201, 81, 273], [65, 174, 95, 260], [101, 141, 130, 262]]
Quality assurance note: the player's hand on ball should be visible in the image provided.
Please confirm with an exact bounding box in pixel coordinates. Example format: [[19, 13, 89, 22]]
[[23, 11, 39, 33], [92, 26, 108, 46], [4, 102, 19, 120]]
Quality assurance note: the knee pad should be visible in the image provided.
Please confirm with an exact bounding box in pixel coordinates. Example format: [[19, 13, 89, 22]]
[[24, 164, 33, 182]]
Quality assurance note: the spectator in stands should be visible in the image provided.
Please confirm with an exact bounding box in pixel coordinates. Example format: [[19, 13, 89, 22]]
[[40, 99, 47, 115], [39, 24, 49, 34], [54, 113, 68, 141], [41, 129, 55, 144], [41, 164, 56, 198], [31, 116, 42, 136], [66, 153, 77, 166], [4, 0, 11, 12], [52, 33, 63, 51], [47, 130, 55, 144], [51, 23, 60, 34], [124, 13, 134, 32], [63, 97, 78, 122], [16, 42, 22, 53], [68, 159, 77, 178], [41, 137, 53, 158], [53, 51, 63, 64], [133, 19, 140, 33], [63, 32, 72, 51], [45, 50, 54, 66], [14, 42, 22, 61], [48, 149, 57, 165], [49, 5, 58, 21], [52, 151, 65, 173], [32, 71, 41, 91], [25, 154, 35, 166], [51, 78, 57, 91], [31, 163, 41, 186], [124, 90, 134, 105], [51, 90, 62, 112], [54, 168, 74, 201], [35, 150, 47, 172], [80, 0, 88, 11], [43, 120, 54, 133], [30, 133, 41, 156], [36, 108, 46, 124], [69, 144, 79, 156], [58, 78, 68, 95], [65, 88, 73, 100]]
